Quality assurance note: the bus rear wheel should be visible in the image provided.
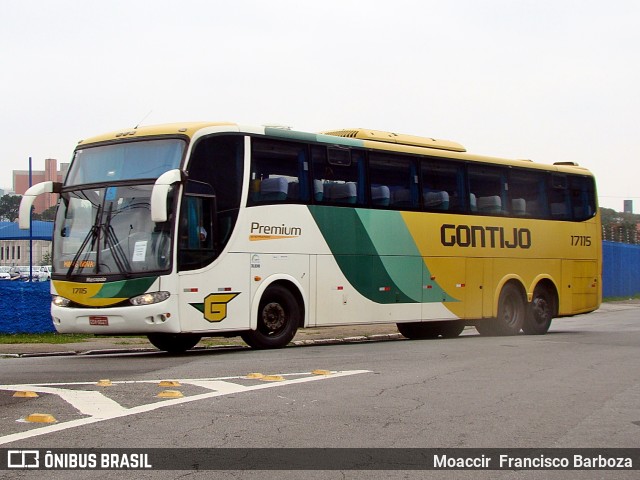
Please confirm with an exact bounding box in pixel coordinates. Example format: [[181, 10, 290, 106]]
[[241, 284, 300, 349], [474, 319, 498, 336], [147, 333, 202, 353], [523, 285, 555, 335]]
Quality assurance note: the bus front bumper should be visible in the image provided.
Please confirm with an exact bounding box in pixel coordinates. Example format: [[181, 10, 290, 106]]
[[51, 297, 181, 335]]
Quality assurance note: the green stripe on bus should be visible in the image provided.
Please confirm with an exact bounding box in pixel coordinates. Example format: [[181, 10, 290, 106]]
[[264, 128, 365, 148], [308, 206, 456, 304], [92, 277, 158, 299]]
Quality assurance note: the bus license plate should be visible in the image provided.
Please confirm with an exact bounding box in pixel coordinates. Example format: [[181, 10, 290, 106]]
[[89, 316, 109, 326]]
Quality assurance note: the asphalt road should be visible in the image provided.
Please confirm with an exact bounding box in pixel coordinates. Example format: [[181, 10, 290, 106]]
[[0, 303, 639, 479]]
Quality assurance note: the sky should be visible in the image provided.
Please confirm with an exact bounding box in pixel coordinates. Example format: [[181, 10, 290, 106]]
[[1, 0, 639, 211]]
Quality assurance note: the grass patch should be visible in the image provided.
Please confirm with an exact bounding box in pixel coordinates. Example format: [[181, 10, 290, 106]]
[[0, 333, 93, 344], [603, 294, 640, 302], [199, 337, 245, 347]]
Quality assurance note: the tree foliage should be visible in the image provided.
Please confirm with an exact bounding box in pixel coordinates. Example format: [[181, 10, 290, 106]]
[[32, 205, 57, 221], [0, 195, 21, 222]]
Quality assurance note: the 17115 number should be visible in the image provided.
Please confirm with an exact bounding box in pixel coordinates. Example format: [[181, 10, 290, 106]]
[[571, 235, 591, 246]]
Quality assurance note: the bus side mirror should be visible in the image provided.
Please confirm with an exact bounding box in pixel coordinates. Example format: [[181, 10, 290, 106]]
[[19, 181, 62, 229], [151, 169, 184, 222]]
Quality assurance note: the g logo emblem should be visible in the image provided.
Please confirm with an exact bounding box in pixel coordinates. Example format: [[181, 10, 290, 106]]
[[203, 293, 240, 322]]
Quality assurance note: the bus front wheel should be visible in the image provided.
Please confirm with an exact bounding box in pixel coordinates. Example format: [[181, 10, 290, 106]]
[[147, 333, 202, 353], [241, 285, 300, 349]]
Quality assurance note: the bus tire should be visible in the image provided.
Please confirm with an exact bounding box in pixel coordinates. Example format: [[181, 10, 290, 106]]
[[439, 320, 465, 338], [474, 319, 498, 336], [241, 284, 300, 349], [397, 322, 440, 339], [493, 283, 526, 335], [147, 333, 201, 353], [523, 285, 555, 335]]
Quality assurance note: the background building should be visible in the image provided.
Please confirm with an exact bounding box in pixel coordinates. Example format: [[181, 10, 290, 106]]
[[13, 158, 69, 214], [0, 221, 53, 267]]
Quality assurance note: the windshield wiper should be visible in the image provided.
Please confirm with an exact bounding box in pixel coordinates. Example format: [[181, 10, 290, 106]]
[[101, 203, 132, 277], [66, 204, 102, 278], [65, 202, 133, 278]]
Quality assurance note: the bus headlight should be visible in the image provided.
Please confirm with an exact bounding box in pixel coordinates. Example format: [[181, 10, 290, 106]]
[[52, 296, 70, 307], [130, 291, 170, 306]]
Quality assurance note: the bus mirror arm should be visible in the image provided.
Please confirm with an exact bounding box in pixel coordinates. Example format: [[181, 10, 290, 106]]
[[18, 181, 62, 229], [151, 169, 184, 223]]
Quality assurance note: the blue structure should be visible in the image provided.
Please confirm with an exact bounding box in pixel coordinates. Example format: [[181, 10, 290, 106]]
[[0, 221, 55, 333], [0, 281, 54, 333], [0, 220, 53, 240], [602, 241, 640, 298]]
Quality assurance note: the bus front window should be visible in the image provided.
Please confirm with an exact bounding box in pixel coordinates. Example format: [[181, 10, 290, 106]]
[[55, 185, 172, 277]]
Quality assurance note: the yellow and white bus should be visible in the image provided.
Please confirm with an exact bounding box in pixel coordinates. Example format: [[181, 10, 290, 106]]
[[19, 122, 601, 352]]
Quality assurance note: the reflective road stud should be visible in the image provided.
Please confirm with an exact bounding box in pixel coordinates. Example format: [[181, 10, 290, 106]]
[[13, 391, 39, 398], [157, 390, 184, 398], [158, 380, 181, 387], [25, 413, 57, 423]]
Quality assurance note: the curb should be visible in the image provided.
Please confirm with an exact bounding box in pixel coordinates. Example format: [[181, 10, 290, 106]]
[[0, 333, 405, 358]]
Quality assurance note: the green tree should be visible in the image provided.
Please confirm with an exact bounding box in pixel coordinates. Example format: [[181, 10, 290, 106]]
[[41, 252, 52, 265], [0, 194, 21, 222], [32, 205, 57, 221]]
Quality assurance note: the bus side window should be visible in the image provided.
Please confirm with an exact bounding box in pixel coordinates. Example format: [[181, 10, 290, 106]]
[[508, 170, 549, 218], [421, 159, 465, 212], [249, 139, 309, 205], [468, 165, 507, 215], [369, 152, 418, 209], [311, 146, 365, 206], [568, 175, 596, 220], [549, 174, 570, 220], [187, 134, 243, 255], [178, 180, 216, 271]]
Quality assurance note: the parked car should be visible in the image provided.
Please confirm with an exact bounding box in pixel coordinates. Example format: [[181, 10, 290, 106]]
[[0, 266, 10, 280], [17, 266, 38, 280], [37, 265, 52, 281], [8, 266, 23, 280]]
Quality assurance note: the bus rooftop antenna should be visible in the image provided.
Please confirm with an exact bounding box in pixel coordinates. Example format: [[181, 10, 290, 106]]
[[134, 110, 153, 129]]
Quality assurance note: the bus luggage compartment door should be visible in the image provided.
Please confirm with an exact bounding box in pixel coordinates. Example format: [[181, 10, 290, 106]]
[[561, 260, 599, 314]]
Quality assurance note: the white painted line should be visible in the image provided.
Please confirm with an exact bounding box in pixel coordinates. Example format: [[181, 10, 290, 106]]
[[0, 370, 370, 446], [182, 380, 250, 392], [1, 385, 127, 418]]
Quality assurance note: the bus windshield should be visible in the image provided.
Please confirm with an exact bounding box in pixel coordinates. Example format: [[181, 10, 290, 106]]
[[54, 184, 172, 277], [66, 139, 185, 186]]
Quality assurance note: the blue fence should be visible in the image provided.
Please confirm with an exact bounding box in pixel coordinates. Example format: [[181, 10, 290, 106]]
[[602, 240, 640, 298], [0, 242, 639, 333], [0, 281, 54, 334]]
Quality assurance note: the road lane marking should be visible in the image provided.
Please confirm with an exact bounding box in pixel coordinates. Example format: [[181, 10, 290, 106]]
[[0, 370, 370, 445], [2, 385, 128, 418]]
